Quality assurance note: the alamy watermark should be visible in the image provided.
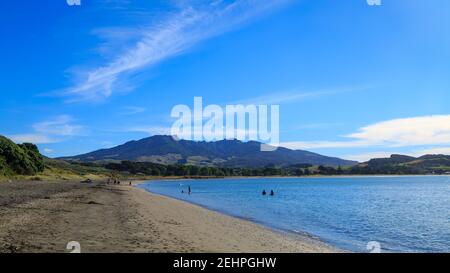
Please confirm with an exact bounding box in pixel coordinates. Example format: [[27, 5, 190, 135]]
[[66, 1, 380, 7], [366, 241, 382, 253], [170, 97, 279, 151], [66, 241, 81, 253]]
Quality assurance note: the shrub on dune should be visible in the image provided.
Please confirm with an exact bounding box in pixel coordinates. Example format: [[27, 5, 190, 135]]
[[0, 135, 45, 176]]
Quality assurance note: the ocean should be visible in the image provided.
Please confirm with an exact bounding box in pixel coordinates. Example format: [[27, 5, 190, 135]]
[[138, 176, 450, 253]]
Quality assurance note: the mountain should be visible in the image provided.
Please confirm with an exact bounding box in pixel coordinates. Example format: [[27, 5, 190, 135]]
[[62, 135, 357, 168], [349, 154, 450, 174]]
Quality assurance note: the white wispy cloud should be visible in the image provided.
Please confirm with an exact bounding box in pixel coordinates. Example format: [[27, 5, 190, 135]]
[[8, 134, 57, 144], [282, 115, 450, 150], [8, 115, 84, 144], [33, 115, 83, 136], [282, 140, 371, 150], [345, 115, 450, 147], [119, 106, 147, 115], [62, 0, 290, 101], [232, 86, 369, 105], [128, 126, 172, 135]]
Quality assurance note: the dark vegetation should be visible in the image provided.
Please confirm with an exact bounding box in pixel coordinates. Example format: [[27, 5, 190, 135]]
[[101, 153, 450, 177], [103, 161, 316, 177], [0, 136, 44, 176]]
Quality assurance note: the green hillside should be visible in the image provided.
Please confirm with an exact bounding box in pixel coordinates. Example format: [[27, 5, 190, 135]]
[[0, 135, 44, 176], [1, 135, 112, 181], [349, 154, 450, 175]]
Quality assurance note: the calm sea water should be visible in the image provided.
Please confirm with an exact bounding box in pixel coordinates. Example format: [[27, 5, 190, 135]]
[[138, 176, 450, 253]]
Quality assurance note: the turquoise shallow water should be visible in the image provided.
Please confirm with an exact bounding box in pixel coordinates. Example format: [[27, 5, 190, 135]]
[[138, 176, 450, 253]]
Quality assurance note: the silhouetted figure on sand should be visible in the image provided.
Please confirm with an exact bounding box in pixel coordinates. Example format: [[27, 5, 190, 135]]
[[262, 190, 267, 196]]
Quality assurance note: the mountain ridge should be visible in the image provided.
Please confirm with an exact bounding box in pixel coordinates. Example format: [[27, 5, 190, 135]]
[[62, 135, 357, 168]]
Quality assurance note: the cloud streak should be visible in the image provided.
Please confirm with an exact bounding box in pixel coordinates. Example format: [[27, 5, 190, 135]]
[[62, 0, 290, 101], [119, 106, 147, 115], [33, 115, 83, 136], [8, 134, 57, 145], [128, 126, 172, 135], [232, 86, 369, 105], [282, 115, 450, 150], [8, 115, 84, 144]]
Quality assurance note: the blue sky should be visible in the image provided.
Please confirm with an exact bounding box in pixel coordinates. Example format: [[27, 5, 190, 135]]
[[1, 0, 450, 161]]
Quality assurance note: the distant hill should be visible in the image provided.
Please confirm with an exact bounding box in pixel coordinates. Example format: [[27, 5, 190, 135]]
[[62, 135, 357, 168], [350, 154, 450, 175]]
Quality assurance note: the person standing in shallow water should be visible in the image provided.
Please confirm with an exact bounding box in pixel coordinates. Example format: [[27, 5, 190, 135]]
[[262, 190, 266, 195], [270, 190, 274, 196], [188, 186, 191, 195]]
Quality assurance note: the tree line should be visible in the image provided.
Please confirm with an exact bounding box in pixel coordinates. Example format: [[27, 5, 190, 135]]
[[101, 161, 347, 177], [99, 160, 448, 177]]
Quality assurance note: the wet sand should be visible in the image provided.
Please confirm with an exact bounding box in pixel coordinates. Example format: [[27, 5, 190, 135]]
[[0, 180, 337, 253]]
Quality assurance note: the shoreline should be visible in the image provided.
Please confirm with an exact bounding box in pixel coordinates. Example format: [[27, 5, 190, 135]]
[[132, 184, 340, 253], [2, 173, 448, 184], [135, 181, 339, 252], [138, 174, 450, 183], [0, 179, 338, 253]]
